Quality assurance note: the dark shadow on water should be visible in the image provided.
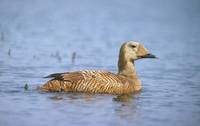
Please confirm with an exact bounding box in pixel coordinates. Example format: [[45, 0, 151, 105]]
[[49, 95, 64, 100], [113, 92, 141, 102]]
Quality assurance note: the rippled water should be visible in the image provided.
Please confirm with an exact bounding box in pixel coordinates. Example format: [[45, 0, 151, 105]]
[[0, 0, 200, 126]]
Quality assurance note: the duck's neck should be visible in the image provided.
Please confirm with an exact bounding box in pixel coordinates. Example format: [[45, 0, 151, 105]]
[[118, 60, 137, 78], [118, 59, 142, 91]]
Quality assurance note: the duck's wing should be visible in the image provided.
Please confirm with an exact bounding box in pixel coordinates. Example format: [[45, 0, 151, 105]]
[[43, 72, 70, 79], [44, 71, 85, 81], [41, 70, 133, 94]]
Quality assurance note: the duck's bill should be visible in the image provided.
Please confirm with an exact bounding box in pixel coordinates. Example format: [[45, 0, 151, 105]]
[[140, 53, 158, 59]]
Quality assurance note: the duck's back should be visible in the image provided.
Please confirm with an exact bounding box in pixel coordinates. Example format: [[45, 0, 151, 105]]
[[40, 70, 135, 94]]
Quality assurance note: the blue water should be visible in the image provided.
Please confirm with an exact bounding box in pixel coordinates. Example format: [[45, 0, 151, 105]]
[[0, 0, 200, 126]]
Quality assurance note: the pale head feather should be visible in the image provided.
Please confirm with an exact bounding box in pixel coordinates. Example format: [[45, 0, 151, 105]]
[[119, 41, 150, 62]]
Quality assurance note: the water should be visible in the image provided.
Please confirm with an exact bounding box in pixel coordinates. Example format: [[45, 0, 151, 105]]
[[0, 0, 200, 126]]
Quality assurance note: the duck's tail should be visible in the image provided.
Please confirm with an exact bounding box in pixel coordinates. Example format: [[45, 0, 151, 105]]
[[39, 79, 60, 92]]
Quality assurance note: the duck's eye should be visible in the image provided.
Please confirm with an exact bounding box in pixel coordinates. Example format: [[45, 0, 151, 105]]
[[130, 45, 136, 48]]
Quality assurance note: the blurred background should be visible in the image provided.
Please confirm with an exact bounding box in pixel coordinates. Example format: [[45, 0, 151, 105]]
[[0, 0, 200, 126]]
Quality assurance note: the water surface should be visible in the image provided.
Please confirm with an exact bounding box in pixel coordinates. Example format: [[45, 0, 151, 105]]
[[0, 0, 200, 126]]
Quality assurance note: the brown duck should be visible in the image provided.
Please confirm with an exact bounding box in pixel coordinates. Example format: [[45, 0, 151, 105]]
[[39, 41, 157, 94]]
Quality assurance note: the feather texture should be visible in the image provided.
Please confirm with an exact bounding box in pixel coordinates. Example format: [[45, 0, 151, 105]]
[[40, 70, 136, 94]]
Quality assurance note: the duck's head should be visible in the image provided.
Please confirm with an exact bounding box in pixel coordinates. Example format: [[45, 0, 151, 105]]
[[119, 41, 158, 62]]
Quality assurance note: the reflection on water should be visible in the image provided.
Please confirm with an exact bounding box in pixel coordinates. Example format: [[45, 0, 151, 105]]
[[0, 0, 200, 126]]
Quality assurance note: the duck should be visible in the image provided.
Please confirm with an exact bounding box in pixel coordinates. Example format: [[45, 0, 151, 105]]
[[39, 41, 157, 94]]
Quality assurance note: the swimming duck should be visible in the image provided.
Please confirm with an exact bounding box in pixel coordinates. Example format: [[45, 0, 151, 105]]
[[39, 41, 157, 94]]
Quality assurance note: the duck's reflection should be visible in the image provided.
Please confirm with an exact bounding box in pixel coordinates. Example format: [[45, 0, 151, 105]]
[[112, 93, 141, 126], [47, 92, 141, 125]]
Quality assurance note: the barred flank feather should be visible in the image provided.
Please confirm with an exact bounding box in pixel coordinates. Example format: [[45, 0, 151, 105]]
[[40, 70, 135, 94]]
